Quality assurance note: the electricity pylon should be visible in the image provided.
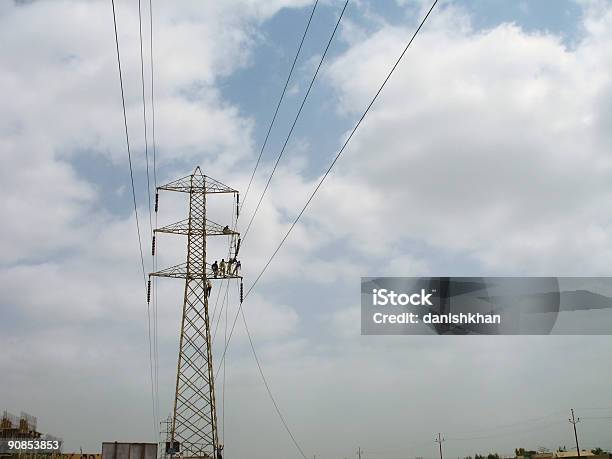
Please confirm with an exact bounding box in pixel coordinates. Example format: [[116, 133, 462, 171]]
[[149, 166, 241, 459]]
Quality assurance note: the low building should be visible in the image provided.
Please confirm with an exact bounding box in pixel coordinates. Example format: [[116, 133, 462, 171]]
[[0, 411, 62, 458], [554, 452, 609, 459], [525, 451, 610, 459]]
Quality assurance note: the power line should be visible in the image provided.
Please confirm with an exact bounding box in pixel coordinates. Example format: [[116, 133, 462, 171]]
[[210, 270, 226, 324], [137, 0, 154, 246], [332, 413, 611, 458], [212, 4, 437, 455], [137, 0, 158, 436], [148, 0, 160, 436], [446, 407, 612, 440], [318, 412, 609, 459], [212, 205, 238, 346], [359, 440, 435, 456], [217, 0, 439, 372], [447, 409, 567, 438], [211, 0, 317, 381], [211, 201, 239, 345], [216, 1, 321, 318], [241, 0, 349, 243], [209, 3, 327, 456], [240, 0, 319, 214], [222, 269, 229, 447], [446, 420, 566, 441], [244, 0, 438, 298], [212, 263, 232, 345], [438, 407, 612, 442], [213, 196, 238, 449], [110, 0, 147, 287], [212, 283, 309, 459], [215, 0, 351, 371], [110, 0, 156, 440], [148, 0, 158, 194], [147, 0, 160, 436], [239, 306, 309, 459]]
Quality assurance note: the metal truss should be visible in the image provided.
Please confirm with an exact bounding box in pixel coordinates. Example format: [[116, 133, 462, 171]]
[[154, 218, 239, 237], [151, 262, 242, 280], [150, 167, 240, 459], [157, 171, 238, 194]]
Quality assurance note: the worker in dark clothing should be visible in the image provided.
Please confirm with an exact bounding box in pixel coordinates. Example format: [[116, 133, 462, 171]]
[[206, 280, 212, 298], [219, 258, 226, 276], [211, 261, 218, 277], [222, 225, 231, 234], [233, 260, 241, 275]]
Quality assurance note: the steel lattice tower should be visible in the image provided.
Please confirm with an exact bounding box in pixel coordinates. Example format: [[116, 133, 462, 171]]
[[150, 167, 241, 459]]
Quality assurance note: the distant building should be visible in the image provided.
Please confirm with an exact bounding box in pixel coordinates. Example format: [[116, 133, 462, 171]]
[[0, 410, 62, 458], [530, 453, 554, 459], [101, 442, 157, 459], [554, 452, 609, 459], [527, 451, 609, 459], [1, 411, 40, 440]]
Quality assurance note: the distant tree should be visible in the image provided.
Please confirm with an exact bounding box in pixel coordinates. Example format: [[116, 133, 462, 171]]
[[475, 454, 485, 459], [591, 448, 605, 455], [487, 453, 500, 459]]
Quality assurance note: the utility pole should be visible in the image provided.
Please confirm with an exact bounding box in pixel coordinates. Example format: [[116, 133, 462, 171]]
[[159, 416, 172, 459], [435, 433, 445, 459], [150, 167, 242, 459], [569, 409, 581, 458]]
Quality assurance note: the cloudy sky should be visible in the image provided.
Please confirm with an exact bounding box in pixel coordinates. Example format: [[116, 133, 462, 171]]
[[1, 0, 612, 458]]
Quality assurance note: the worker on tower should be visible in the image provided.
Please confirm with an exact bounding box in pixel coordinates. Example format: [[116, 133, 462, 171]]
[[233, 259, 241, 275], [227, 257, 235, 275], [211, 260, 218, 277], [222, 225, 231, 234], [219, 258, 226, 276], [206, 279, 212, 297]]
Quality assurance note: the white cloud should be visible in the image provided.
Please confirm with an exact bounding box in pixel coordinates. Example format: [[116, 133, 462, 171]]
[[316, 1, 612, 274]]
